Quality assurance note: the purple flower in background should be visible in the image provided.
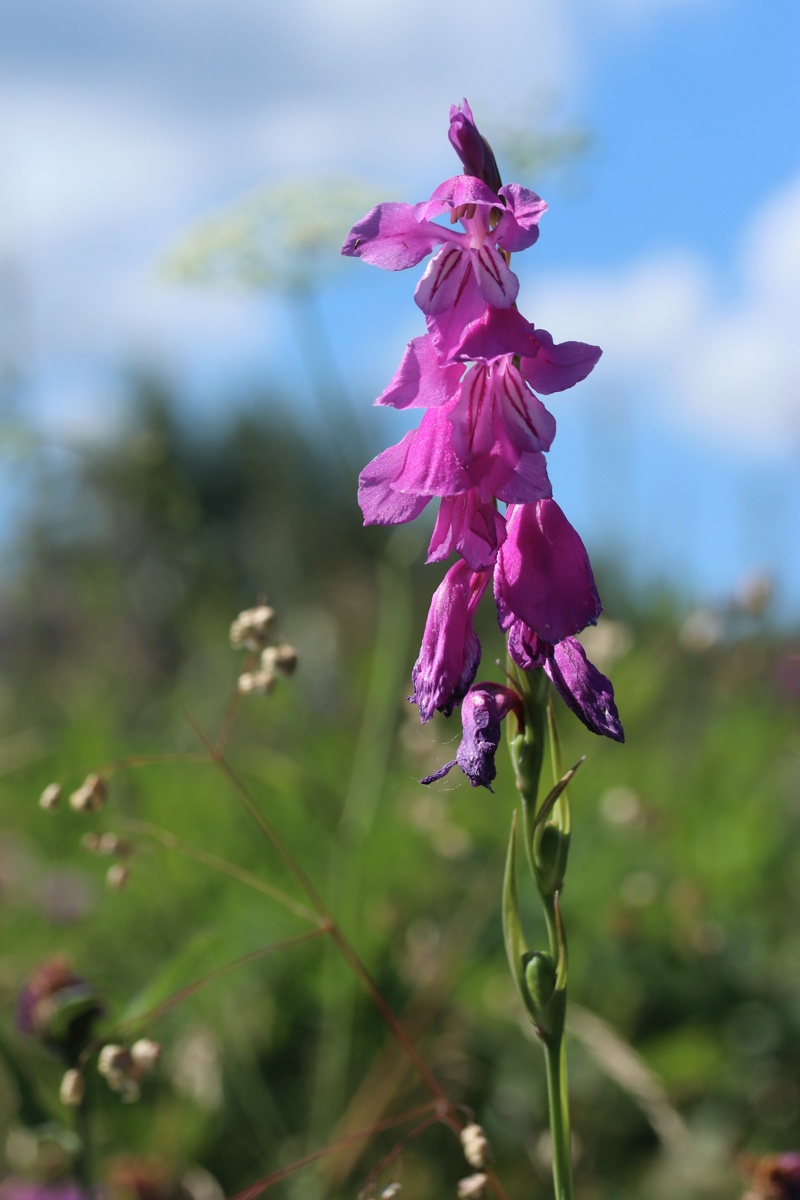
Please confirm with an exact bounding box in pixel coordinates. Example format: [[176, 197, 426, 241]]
[[422, 683, 521, 790], [448, 98, 503, 193], [740, 1153, 800, 1200]]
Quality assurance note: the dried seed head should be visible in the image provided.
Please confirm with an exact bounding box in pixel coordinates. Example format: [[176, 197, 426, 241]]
[[39, 783, 62, 812], [457, 1175, 489, 1200], [131, 1038, 161, 1075], [460, 1125, 491, 1170], [237, 669, 275, 696], [98, 1044, 129, 1077], [230, 605, 276, 651], [106, 863, 131, 890], [69, 774, 107, 814], [97, 832, 130, 857], [262, 643, 298, 676], [98, 1044, 142, 1102], [59, 1068, 85, 1107]]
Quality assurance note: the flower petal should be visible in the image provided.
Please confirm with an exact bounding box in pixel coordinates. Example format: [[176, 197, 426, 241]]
[[472, 245, 519, 308], [415, 244, 472, 315], [544, 637, 624, 742], [358, 435, 431, 526], [494, 184, 548, 252], [410, 560, 490, 722], [415, 175, 499, 221], [453, 304, 541, 362], [494, 500, 602, 642], [342, 202, 443, 270], [428, 492, 506, 572], [376, 336, 464, 410], [519, 328, 602, 395], [391, 408, 470, 497]]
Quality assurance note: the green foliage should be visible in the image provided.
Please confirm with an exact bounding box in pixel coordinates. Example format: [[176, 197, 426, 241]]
[[0, 388, 798, 1199]]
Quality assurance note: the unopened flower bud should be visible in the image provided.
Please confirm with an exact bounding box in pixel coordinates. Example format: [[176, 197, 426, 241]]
[[237, 669, 275, 696], [457, 1174, 489, 1199], [131, 1038, 161, 1074], [380, 1186, 401, 1200], [230, 605, 276, 651], [106, 863, 130, 890], [69, 774, 107, 813], [262, 643, 298, 676], [460, 1124, 491, 1170], [39, 783, 62, 811], [59, 1068, 85, 1107]]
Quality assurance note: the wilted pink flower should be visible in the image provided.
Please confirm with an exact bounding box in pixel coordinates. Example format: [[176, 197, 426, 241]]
[[411, 560, 490, 721], [422, 683, 521, 790]]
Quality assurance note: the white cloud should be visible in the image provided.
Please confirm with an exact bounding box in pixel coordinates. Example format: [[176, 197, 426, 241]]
[[527, 173, 800, 456]]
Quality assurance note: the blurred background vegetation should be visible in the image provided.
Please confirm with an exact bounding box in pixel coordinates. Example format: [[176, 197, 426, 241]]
[[0, 367, 798, 1200]]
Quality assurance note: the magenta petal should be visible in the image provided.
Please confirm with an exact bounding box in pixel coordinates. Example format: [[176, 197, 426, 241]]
[[415, 244, 473, 316], [492, 451, 552, 504], [494, 500, 602, 642], [425, 272, 488, 361], [453, 304, 541, 362], [342, 203, 442, 270], [505, 619, 548, 671], [519, 328, 602, 395], [391, 408, 470, 496], [544, 637, 624, 742], [410, 559, 490, 722], [358, 435, 431, 526], [495, 184, 548, 252], [428, 492, 506, 572], [471, 245, 519, 308], [415, 175, 499, 221], [376, 336, 464, 410], [495, 360, 557, 454]]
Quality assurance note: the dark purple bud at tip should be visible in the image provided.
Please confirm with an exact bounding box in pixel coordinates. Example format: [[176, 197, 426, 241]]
[[448, 99, 503, 194]]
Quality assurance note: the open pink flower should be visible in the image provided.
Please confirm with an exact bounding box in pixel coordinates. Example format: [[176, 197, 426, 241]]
[[342, 175, 547, 360]]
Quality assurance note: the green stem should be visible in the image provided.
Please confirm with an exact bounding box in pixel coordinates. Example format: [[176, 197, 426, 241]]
[[506, 663, 576, 1200], [544, 1035, 574, 1200]]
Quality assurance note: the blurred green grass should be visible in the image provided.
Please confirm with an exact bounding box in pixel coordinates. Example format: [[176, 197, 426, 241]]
[[1, 388, 798, 1200]]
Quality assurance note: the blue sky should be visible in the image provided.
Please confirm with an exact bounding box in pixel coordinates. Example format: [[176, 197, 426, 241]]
[[1, 0, 798, 618]]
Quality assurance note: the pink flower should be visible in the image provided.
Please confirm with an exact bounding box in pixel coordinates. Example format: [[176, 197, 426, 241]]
[[342, 175, 547, 360], [411, 560, 490, 721], [494, 500, 602, 644]]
